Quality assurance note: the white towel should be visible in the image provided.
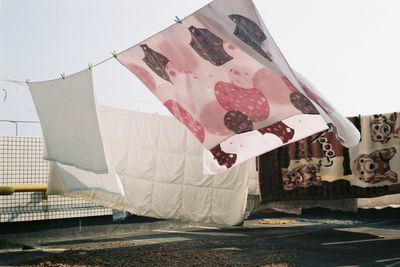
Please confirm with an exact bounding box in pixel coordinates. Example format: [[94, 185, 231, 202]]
[[29, 69, 108, 173]]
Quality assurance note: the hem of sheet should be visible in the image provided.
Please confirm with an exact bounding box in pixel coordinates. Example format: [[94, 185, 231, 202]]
[[203, 114, 329, 175], [358, 194, 400, 209], [44, 157, 108, 174]]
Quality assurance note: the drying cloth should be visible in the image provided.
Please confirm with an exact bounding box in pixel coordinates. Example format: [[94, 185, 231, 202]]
[[246, 162, 357, 213], [48, 106, 255, 225], [248, 198, 358, 214], [358, 194, 400, 209], [28, 69, 108, 173], [259, 112, 400, 203], [247, 159, 260, 195], [117, 0, 360, 174], [48, 161, 125, 206]]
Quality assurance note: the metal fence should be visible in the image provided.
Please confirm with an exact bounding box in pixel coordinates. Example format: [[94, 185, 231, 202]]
[[0, 136, 112, 223]]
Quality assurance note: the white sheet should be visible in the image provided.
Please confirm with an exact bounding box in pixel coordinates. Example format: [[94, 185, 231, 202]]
[[29, 69, 109, 174], [48, 160, 125, 206]]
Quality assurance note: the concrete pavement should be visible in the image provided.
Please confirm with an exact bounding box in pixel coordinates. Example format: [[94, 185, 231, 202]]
[[1, 208, 399, 266]]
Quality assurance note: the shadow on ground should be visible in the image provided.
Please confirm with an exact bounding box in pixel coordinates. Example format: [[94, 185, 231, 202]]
[[1, 208, 400, 266]]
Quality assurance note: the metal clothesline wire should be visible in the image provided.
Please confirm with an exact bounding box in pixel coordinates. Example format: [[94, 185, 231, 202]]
[[0, 119, 39, 123], [0, 48, 165, 107], [0, 53, 116, 87], [0, 14, 189, 86]]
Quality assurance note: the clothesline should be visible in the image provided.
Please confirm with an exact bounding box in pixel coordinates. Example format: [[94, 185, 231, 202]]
[[0, 15, 189, 86], [0, 78, 28, 86], [0, 52, 117, 86]]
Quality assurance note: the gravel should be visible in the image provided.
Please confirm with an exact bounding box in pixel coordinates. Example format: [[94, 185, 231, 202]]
[[21, 239, 292, 267]]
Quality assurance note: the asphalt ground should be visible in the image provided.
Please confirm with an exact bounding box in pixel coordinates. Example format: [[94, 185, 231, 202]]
[[1, 208, 400, 267]]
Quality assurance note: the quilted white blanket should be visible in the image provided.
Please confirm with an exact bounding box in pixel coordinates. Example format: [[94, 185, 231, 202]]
[[48, 106, 255, 225]]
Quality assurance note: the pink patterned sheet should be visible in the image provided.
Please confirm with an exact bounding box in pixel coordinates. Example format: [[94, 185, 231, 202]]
[[118, 0, 360, 174]]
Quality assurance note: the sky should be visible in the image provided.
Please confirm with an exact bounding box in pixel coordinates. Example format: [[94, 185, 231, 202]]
[[1, 0, 400, 136]]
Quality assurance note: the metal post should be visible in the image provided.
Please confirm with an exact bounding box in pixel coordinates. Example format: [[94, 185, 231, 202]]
[[0, 119, 39, 136]]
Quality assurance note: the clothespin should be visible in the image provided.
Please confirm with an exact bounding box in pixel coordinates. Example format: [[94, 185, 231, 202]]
[[25, 78, 30, 84], [111, 50, 118, 59], [174, 15, 182, 24], [88, 63, 93, 70], [60, 73, 66, 80]]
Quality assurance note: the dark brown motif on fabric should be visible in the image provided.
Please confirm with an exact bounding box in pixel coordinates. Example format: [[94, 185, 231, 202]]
[[224, 110, 254, 134], [354, 147, 398, 184], [189, 26, 233, 66], [370, 113, 398, 143], [228, 14, 272, 62], [258, 116, 400, 202], [140, 44, 172, 83], [210, 144, 237, 168], [258, 121, 295, 143], [297, 141, 311, 161], [282, 164, 322, 190], [290, 92, 319, 114], [316, 133, 336, 167]]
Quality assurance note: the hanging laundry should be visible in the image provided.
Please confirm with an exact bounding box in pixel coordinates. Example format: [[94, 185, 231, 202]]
[[350, 113, 400, 186], [48, 106, 256, 226], [358, 194, 400, 209], [117, 0, 360, 174], [247, 160, 357, 214], [258, 112, 400, 203], [28, 70, 109, 174], [48, 161, 125, 206], [246, 196, 358, 214]]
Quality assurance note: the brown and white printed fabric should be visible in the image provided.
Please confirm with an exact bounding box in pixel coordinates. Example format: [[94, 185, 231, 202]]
[[259, 112, 400, 202]]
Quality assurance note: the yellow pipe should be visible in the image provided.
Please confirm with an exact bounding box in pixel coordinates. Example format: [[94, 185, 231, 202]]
[[13, 184, 47, 192], [0, 184, 47, 195], [0, 186, 14, 195]]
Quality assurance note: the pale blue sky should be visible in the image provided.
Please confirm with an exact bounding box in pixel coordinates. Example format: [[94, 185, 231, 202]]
[[1, 0, 400, 136]]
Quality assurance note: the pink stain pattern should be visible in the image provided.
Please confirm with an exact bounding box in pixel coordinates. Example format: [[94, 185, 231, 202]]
[[229, 67, 253, 88], [253, 68, 293, 104], [164, 100, 205, 143], [281, 76, 299, 92], [199, 101, 232, 136], [126, 64, 157, 92], [115, 2, 345, 172], [215, 81, 269, 122]]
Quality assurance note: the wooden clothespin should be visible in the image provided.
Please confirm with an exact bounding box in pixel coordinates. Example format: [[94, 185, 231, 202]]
[[111, 50, 118, 59], [60, 73, 66, 80], [88, 63, 93, 70]]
